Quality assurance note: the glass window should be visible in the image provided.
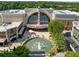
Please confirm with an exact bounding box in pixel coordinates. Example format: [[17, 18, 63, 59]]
[[40, 13, 49, 24], [28, 14, 38, 24], [27, 12, 49, 24]]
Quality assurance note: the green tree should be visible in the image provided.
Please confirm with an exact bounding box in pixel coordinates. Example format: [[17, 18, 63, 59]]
[[0, 2, 79, 11], [48, 20, 67, 52], [13, 46, 30, 57], [48, 20, 64, 34], [54, 33, 67, 51]]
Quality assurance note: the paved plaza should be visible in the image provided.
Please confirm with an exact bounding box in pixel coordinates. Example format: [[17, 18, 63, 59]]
[[0, 29, 50, 51]]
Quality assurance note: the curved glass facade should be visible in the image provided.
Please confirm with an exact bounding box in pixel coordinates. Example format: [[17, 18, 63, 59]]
[[40, 13, 49, 24], [28, 13, 38, 24], [27, 12, 49, 24]]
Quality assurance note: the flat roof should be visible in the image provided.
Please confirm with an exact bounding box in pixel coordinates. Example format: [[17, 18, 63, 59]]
[[5, 21, 22, 29], [0, 9, 25, 14], [0, 21, 22, 32], [0, 8, 79, 15], [0, 26, 7, 32], [0, 38, 6, 43]]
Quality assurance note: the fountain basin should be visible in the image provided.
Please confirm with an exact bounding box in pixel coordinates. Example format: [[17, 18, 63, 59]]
[[24, 37, 53, 53]]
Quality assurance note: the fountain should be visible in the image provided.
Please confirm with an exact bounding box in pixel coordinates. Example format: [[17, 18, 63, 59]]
[[38, 42, 41, 50], [25, 37, 53, 52]]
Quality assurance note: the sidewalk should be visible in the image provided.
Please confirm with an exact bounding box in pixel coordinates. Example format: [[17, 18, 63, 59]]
[[53, 52, 64, 57]]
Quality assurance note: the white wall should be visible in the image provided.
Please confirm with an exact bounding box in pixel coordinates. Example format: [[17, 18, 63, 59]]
[[2, 14, 24, 22]]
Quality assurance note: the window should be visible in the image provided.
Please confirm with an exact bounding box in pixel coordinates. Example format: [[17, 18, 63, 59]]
[[27, 12, 50, 24], [40, 13, 49, 24], [10, 28, 16, 34], [0, 32, 6, 38], [28, 14, 38, 24]]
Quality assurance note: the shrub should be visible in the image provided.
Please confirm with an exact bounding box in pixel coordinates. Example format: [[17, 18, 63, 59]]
[[55, 34, 67, 52], [0, 46, 30, 57], [65, 51, 79, 57], [14, 46, 30, 57], [48, 20, 64, 34], [47, 46, 58, 56], [48, 20, 67, 52]]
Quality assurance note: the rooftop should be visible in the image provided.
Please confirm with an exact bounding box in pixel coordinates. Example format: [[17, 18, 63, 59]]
[[0, 38, 6, 43], [0, 9, 25, 14], [53, 10, 78, 15], [73, 21, 79, 27], [0, 8, 79, 15], [0, 21, 22, 32]]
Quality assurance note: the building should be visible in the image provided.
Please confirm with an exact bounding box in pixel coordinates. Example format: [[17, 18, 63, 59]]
[[0, 10, 26, 46], [0, 8, 79, 46], [23, 8, 79, 30], [0, 22, 22, 46], [0, 8, 79, 30], [69, 21, 79, 52]]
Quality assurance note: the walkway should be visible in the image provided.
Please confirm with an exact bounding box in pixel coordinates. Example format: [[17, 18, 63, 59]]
[[30, 30, 50, 40], [53, 52, 64, 57], [0, 29, 30, 51], [0, 29, 50, 52]]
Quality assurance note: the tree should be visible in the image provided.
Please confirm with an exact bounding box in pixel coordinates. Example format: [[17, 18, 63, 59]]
[[13, 46, 30, 57], [48, 20, 64, 34], [48, 20, 67, 52], [0, 2, 79, 11], [54, 33, 67, 51]]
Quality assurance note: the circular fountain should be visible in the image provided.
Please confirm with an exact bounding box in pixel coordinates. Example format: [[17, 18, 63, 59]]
[[24, 37, 53, 52]]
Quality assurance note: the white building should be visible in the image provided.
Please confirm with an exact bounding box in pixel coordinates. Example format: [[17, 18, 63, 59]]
[[0, 8, 79, 46]]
